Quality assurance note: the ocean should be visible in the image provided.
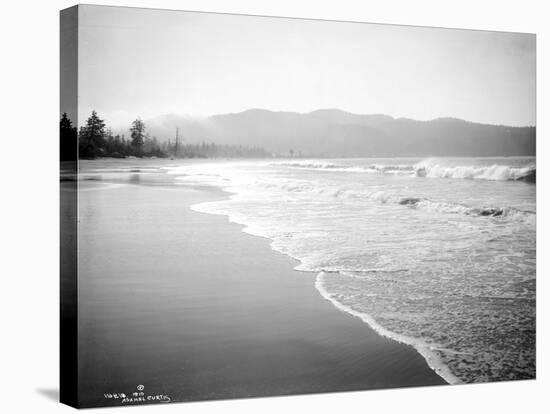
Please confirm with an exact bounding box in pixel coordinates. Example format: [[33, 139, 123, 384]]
[[163, 156, 536, 384]]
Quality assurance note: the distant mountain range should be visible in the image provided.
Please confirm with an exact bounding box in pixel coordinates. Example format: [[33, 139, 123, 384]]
[[144, 109, 535, 157]]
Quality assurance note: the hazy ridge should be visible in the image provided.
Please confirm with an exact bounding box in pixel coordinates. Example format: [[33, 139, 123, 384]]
[[145, 109, 535, 157]]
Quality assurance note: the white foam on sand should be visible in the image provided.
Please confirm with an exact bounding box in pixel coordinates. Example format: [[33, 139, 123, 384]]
[[315, 271, 462, 385], [186, 159, 535, 384], [194, 192, 465, 384]]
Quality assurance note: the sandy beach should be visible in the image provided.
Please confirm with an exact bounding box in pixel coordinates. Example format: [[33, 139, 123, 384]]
[[55, 6, 538, 409], [75, 174, 445, 407]]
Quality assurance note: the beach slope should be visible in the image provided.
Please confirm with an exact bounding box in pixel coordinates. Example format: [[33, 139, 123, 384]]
[[76, 179, 445, 407]]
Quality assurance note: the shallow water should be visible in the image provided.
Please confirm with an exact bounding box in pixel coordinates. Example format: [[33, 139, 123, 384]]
[[74, 159, 448, 406], [165, 157, 536, 383]]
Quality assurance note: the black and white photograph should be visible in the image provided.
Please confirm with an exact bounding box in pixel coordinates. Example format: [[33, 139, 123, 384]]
[[2, 1, 548, 413], [58, 3, 539, 408]]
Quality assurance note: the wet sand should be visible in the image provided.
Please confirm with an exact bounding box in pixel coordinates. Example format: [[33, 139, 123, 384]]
[[75, 177, 445, 407]]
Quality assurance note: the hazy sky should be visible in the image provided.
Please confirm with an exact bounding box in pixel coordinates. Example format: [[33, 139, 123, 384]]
[[75, 5, 536, 128]]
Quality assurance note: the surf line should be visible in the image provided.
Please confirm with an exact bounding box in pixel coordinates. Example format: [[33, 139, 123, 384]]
[[314, 271, 462, 385]]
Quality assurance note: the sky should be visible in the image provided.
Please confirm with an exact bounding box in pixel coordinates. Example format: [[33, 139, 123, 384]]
[[73, 5, 536, 128]]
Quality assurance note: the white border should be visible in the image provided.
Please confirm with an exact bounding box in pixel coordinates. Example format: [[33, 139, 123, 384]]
[[0, 1, 546, 413]]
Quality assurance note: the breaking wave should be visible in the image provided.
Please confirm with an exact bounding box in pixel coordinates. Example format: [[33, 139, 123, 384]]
[[414, 159, 536, 182], [399, 197, 534, 221], [273, 161, 414, 175], [182, 157, 535, 384], [273, 159, 536, 182], [247, 178, 535, 223]]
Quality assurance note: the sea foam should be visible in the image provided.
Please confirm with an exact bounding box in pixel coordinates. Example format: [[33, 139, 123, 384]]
[[315, 272, 462, 385], [173, 158, 536, 384], [272, 159, 536, 182]]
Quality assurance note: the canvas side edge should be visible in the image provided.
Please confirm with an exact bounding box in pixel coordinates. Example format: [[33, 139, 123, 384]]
[[60, 4, 79, 409]]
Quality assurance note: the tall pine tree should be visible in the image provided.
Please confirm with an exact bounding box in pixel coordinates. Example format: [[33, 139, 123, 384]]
[[79, 110, 106, 158], [130, 118, 145, 156], [60, 112, 77, 161]]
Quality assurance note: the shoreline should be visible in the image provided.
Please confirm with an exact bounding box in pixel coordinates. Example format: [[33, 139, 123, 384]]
[[315, 273, 460, 385], [186, 185, 454, 388], [191, 188, 458, 385], [186, 185, 452, 390], [77, 176, 446, 407]]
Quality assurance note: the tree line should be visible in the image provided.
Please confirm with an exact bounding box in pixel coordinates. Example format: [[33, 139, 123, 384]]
[[60, 111, 270, 160]]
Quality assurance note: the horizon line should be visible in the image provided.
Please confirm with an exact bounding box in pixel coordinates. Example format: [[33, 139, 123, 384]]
[[71, 108, 536, 129]]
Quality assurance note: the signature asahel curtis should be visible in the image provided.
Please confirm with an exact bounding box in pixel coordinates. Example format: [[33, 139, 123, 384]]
[[104, 385, 171, 404]]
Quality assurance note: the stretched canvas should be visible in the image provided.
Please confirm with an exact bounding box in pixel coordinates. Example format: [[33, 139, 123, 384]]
[[60, 4, 536, 408]]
